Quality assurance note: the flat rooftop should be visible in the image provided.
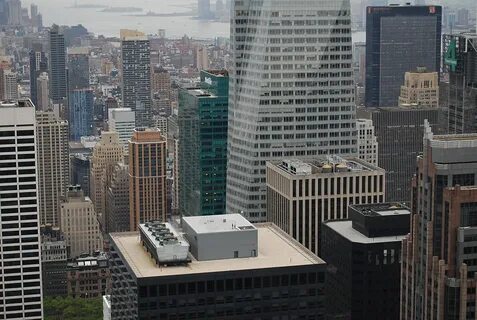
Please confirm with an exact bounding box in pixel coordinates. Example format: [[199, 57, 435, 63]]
[[110, 223, 324, 278], [325, 220, 407, 244], [182, 213, 255, 234], [352, 203, 410, 217]]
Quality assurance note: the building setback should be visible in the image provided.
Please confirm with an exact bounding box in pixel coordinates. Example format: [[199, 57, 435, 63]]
[[178, 70, 228, 216], [0, 99, 43, 320], [365, 5, 442, 107], [322, 203, 410, 320], [109, 214, 326, 319], [267, 157, 385, 254], [358, 106, 443, 203], [401, 123, 477, 320]]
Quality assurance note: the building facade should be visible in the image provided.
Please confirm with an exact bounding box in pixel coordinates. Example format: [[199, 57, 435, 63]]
[[129, 128, 167, 230], [356, 118, 378, 166], [66, 254, 110, 299], [49, 25, 67, 103], [358, 106, 442, 203], [178, 70, 228, 216], [41, 225, 68, 297], [70, 153, 90, 197], [267, 157, 385, 254], [108, 108, 135, 151], [121, 30, 152, 127], [36, 72, 49, 111], [3, 69, 18, 100], [398, 67, 439, 108], [36, 111, 69, 226], [401, 123, 477, 320], [0, 100, 43, 320], [69, 88, 94, 141], [60, 185, 103, 258], [227, 0, 357, 222], [365, 5, 442, 107], [322, 203, 410, 320], [67, 47, 90, 91], [105, 162, 130, 233], [29, 48, 48, 107]]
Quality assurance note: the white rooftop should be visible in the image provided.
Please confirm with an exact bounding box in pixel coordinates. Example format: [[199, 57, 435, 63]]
[[182, 214, 256, 234], [375, 209, 410, 216], [325, 221, 407, 244]]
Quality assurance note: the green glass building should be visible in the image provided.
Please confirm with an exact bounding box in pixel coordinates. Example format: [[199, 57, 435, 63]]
[[178, 70, 228, 216]]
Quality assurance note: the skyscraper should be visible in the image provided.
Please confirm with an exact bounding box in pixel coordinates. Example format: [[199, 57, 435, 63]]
[[120, 30, 152, 127], [3, 69, 18, 100], [0, 99, 43, 320], [356, 118, 378, 166], [398, 67, 439, 108], [49, 25, 67, 104], [401, 123, 477, 319], [441, 33, 477, 134], [108, 108, 136, 151], [178, 70, 228, 216], [365, 5, 442, 107], [36, 72, 50, 111], [29, 47, 48, 107], [67, 47, 90, 91], [227, 0, 357, 221], [36, 111, 69, 226], [105, 162, 130, 233], [129, 128, 167, 230], [197, 0, 211, 19], [69, 88, 94, 141]]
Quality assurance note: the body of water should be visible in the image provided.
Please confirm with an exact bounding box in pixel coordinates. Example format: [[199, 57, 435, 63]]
[[23, 0, 366, 41]]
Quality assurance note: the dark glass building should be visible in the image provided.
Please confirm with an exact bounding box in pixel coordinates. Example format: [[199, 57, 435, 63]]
[[178, 70, 228, 216], [29, 46, 48, 107], [70, 153, 90, 197], [322, 203, 410, 320], [49, 25, 67, 103], [365, 5, 442, 107], [69, 89, 94, 141]]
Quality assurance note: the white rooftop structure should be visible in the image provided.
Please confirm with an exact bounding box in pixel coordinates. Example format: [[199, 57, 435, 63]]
[[325, 220, 407, 244], [181, 213, 256, 234]]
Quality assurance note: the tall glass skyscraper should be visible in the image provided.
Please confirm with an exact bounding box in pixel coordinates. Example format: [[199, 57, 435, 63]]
[[49, 24, 67, 104], [69, 89, 94, 141], [226, 0, 357, 222]]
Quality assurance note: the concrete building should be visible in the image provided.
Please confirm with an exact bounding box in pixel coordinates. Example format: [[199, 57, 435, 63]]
[[121, 29, 152, 127], [322, 203, 410, 320], [90, 131, 124, 230], [398, 67, 439, 108], [40, 225, 68, 297], [441, 33, 477, 134], [109, 215, 326, 319], [0, 99, 43, 320], [227, 0, 357, 222], [401, 123, 477, 320], [365, 5, 442, 107], [67, 253, 110, 298], [151, 66, 171, 98], [108, 108, 135, 151], [356, 118, 378, 166], [129, 128, 167, 230], [267, 157, 385, 254], [29, 48, 48, 107], [60, 185, 103, 258], [3, 69, 18, 100], [358, 106, 442, 203], [36, 72, 49, 111], [49, 25, 67, 103], [178, 70, 228, 216], [195, 46, 209, 71], [36, 111, 69, 226], [105, 162, 130, 233], [153, 115, 167, 136], [69, 88, 94, 141]]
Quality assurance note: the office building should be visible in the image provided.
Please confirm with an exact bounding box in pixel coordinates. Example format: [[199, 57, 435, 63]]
[[398, 67, 439, 108], [36, 72, 49, 111], [365, 5, 442, 107], [322, 203, 410, 320], [0, 100, 43, 320], [151, 66, 171, 98], [36, 111, 69, 226], [3, 69, 18, 100], [441, 33, 477, 134], [29, 48, 48, 107], [196, 46, 209, 70], [108, 108, 135, 151], [70, 153, 90, 197], [358, 106, 442, 202], [67, 253, 110, 299], [178, 70, 228, 216], [67, 47, 90, 91], [41, 225, 68, 297], [267, 157, 385, 254], [105, 162, 130, 233], [401, 123, 477, 320], [153, 115, 167, 136], [197, 0, 211, 19], [227, 0, 357, 222], [49, 25, 67, 103], [109, 214, 326, 319], [69, 88, 94, 141], [129, 128, 167, 230], [90, 131, 124, 230], [120, 29, 152, 127], [60, 185, 103, 258], [356, 118, 378, 166]]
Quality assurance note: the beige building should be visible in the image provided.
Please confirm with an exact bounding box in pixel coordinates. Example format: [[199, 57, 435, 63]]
[[357, 118, 378, 166], [60, 186, 103, 258], [151, 66, 171, 97], [36, 111, 69, 226], [129, 128, 167, 231], [36, 72, 49, 111], [398, 67, 439, 108], [3, 69, 18, 100], [267, 157, 385, 254], [90, 131, 124, 230]]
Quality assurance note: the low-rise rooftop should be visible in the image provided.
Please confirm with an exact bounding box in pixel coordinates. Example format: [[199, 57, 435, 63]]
[[325, 220, 407, 244]]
